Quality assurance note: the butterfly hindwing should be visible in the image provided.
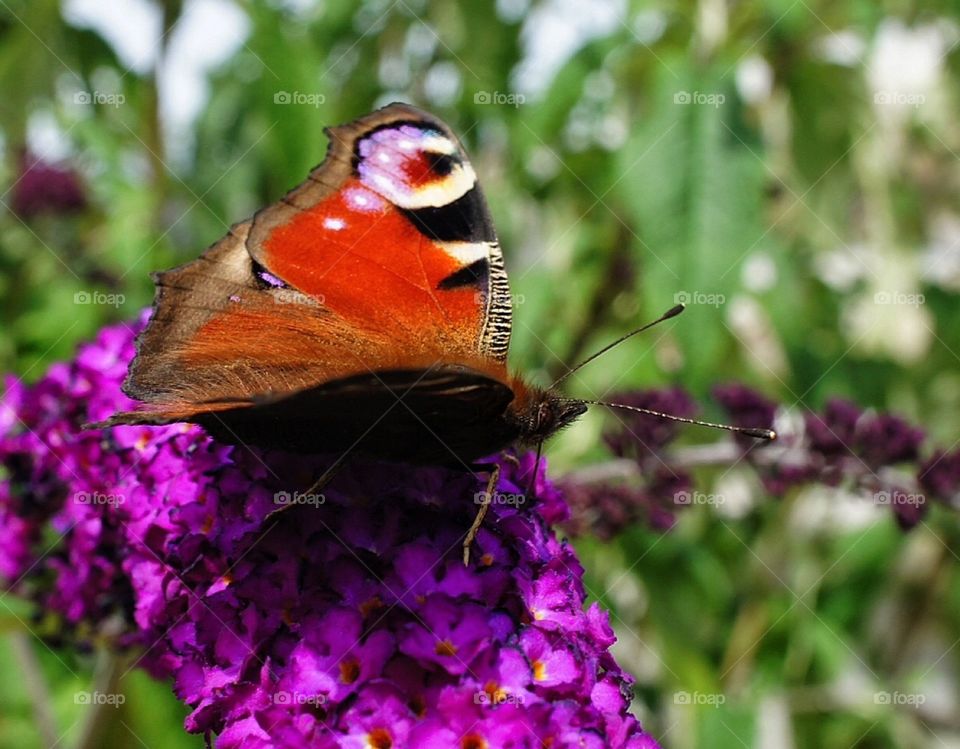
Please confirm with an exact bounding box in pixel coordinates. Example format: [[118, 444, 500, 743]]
[[193, 367, 517, 463]]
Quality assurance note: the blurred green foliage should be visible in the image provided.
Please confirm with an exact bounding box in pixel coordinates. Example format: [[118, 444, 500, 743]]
[[1, 1, 959, 747]]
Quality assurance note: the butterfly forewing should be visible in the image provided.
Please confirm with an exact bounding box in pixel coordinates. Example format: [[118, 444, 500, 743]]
[[101, 103, 518, 450], [247, 104, 512, 364]]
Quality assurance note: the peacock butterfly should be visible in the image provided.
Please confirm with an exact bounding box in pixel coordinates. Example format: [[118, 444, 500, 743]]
[[96, 103, 593, 462], [92, 103, 772, 559]]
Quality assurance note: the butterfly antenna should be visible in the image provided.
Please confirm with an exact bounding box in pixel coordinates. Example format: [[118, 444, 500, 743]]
[[583, 400, 776, 440], [551, 304, 686, 388]]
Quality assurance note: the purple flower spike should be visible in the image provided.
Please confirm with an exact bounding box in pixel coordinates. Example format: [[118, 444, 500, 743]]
[[0, 316, 660, 749]]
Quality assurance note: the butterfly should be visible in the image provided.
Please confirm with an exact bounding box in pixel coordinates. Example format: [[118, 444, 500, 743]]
[[98, 102, 587, 463], [93, 103, 772, 559]]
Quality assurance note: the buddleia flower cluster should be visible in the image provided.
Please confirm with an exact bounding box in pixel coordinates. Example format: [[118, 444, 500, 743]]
[[0, 316, 660, 749]]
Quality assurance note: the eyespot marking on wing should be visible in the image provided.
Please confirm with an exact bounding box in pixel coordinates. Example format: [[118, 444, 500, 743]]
[[355, 123, 477, 210]]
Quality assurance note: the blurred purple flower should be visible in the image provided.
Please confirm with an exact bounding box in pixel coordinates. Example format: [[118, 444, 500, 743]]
[[603, 387, 697, 458], [856, 413, 924, 468], [919, 449, 960, 500], [0, 316, 660, 748], [712, 382, 777, 439], [10, 151, 87, 219], [804, 398, 861, 459], [569, 384, 954, 538]]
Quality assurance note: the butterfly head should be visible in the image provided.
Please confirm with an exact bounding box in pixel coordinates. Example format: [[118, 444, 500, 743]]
[[355, 123, 477, 210], [511, 385, 588, 445]]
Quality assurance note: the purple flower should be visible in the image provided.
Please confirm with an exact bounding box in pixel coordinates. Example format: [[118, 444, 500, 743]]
[[804, 399, 923, 469], [0, 316, 661, 749], [10, 151, 87, 218], [712, 382, 777, 438], [603, 387, 697, 458], [856, 413, 924, 468], [919, 449, 960, 500], [804, 398, 861, 459]]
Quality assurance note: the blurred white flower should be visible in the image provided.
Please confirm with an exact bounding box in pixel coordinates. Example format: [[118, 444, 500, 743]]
[[815, 29, 866, 66], [742, 252, 777, 292], [868, 19, 948, 120], [735, 55, 774, 105], [813, 245, 871, 292], [631, 9, 667, 46], [727, 295, 789, 379], [842, 252, 933, 364], [714, 471, 756, 519], [921, 213, 960, 291], [791, 485, 882, 535]]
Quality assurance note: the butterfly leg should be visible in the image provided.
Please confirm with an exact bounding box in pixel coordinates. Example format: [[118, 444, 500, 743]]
[[463, 462, 500, 566], [305, 453, 350, 496], [265, 455, 347, 520]]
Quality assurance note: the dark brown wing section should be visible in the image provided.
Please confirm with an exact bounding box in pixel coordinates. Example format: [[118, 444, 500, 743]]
[[193, 366, 517, 464]]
